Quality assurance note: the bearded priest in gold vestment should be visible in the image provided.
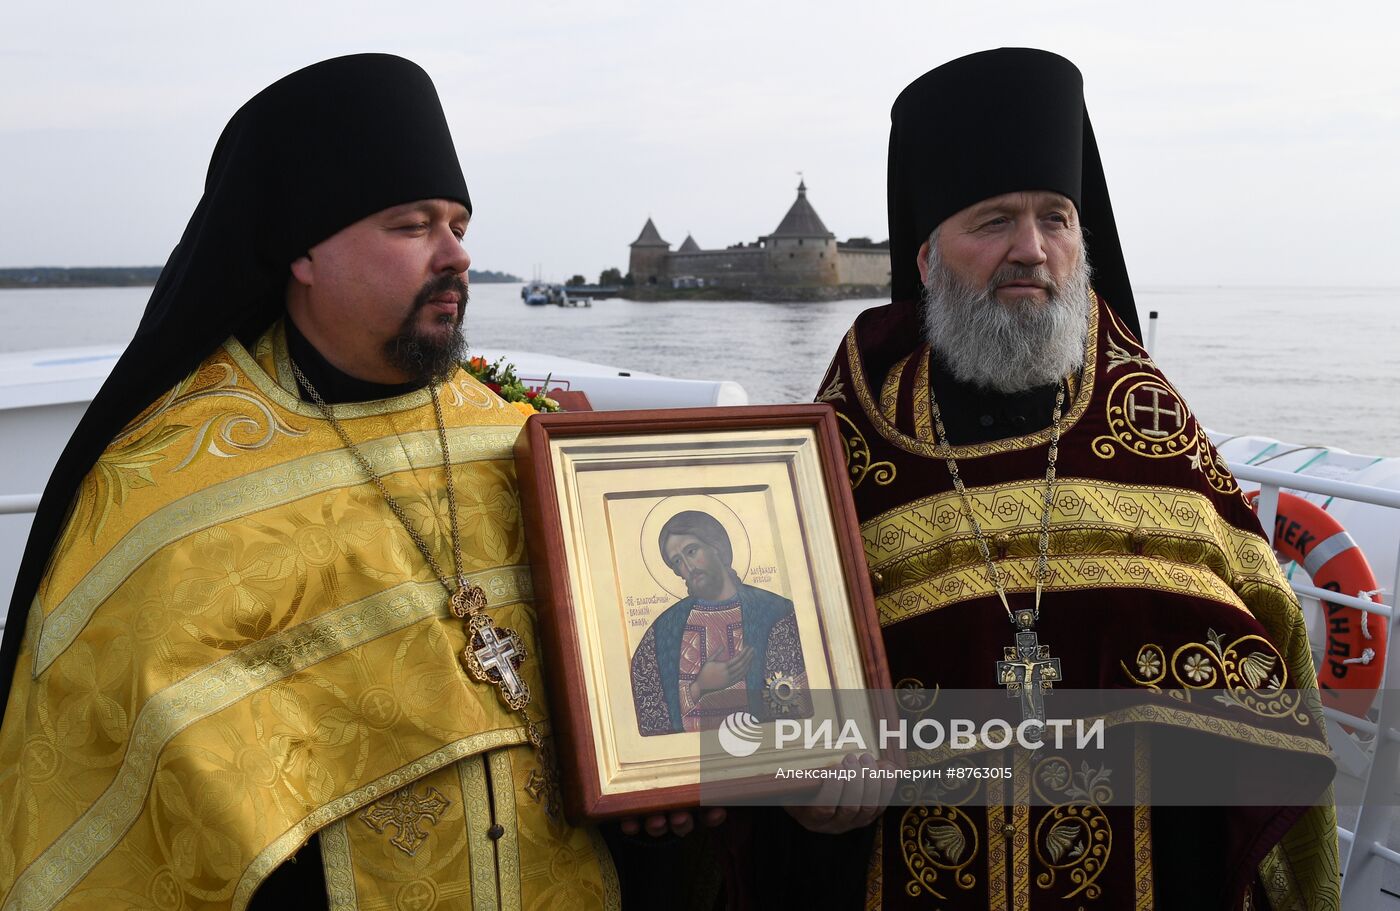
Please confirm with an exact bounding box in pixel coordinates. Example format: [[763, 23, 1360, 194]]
[[817, 50, 1340, 909], [0, 56, 616, 910]]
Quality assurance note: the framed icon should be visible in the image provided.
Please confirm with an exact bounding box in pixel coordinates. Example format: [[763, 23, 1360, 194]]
[[514, 404, 890, 821]]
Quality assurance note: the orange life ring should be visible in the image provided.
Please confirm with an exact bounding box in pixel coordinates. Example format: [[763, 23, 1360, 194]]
[[1247, 490, 1386, 718]]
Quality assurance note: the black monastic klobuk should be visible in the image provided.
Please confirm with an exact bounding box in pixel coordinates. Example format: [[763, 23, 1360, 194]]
[[0, 54, 472, 712]]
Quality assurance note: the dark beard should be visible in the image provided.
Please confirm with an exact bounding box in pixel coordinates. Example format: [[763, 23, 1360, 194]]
[[383, 273, 468, 384], [685, 568, 732, 601]]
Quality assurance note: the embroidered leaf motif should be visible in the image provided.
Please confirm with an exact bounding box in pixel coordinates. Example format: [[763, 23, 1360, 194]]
[[87, 424, 192, 540], [1239, 651, 1278, 689], [1105, 336, 1153, 371], [922, 821, 966, 863], [170, 395, 306, 471], [817, 373, 846, 403], [1064, 763, 1114, 803], [1206, 628, 1226, 655], [1044, 822, 1081, 863]]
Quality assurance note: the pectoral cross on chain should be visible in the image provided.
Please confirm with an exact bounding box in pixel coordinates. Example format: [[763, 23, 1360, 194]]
[[995, 609, 1062, 723], [451, 578, 532, 713], [449, 578, 558, 818], [462, 613, 532, 712]]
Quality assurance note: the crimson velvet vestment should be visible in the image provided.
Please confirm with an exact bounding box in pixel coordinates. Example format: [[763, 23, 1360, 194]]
[[817, 294, 1339, 910]]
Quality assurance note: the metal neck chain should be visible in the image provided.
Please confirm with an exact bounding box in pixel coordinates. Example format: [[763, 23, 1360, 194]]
[[291, 359, 467, 597], [291, 360, 552, 752], [927, 379, 1065, 625], [290, 360, 558, 817]]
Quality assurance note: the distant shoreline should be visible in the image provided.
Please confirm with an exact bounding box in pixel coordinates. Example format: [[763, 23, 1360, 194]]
[[0, 267, 522, 289]]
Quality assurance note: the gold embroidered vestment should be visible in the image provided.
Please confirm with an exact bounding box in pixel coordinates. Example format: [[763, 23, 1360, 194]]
[[0, 323, 617, 910]]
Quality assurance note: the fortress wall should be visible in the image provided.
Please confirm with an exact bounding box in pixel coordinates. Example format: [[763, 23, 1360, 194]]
[[836, 247, 892, 286], [764, 236, 839, 286], [667, 249, 767, 285]]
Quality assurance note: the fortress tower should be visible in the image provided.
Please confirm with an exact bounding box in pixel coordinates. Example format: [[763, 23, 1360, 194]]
[[624, 177, 889, 296], [627, 218, 671, 285], [763, 180, 839, 286]]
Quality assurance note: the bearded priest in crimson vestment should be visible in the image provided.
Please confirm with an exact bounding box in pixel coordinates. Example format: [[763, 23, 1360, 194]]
[[816, 48, 1340, 909]]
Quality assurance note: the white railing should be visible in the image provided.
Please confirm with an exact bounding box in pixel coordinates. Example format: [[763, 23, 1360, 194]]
[[0, 495, 40, 515], [1234, 463, 1400, 908]]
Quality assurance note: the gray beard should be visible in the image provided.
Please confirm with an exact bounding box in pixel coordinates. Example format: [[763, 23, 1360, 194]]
[[920, 239, 1092, 394]]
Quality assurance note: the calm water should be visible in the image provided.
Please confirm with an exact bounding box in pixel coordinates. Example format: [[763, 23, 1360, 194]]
[[2, 283, 1397, 456]]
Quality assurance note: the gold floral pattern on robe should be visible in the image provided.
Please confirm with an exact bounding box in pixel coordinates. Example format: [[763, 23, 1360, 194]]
[[0, 321, 617, 910]]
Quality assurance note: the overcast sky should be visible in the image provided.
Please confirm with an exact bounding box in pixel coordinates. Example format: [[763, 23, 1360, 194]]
[[2, 1, 1396, 286]]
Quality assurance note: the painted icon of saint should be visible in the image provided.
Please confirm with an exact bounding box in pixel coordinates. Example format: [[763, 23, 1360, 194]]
[[630, 509, 809, 735]]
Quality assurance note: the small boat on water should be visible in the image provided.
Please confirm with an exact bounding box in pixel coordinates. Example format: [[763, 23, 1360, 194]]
[[521, 280, 552, 306], [521, 281, 590, 307]]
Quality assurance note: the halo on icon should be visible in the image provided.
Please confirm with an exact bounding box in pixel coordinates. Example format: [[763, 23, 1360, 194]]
[[640, 495, 751, 600]]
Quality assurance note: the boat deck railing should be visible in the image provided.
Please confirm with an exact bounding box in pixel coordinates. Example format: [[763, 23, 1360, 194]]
[[0, 494, 40, 516], [2, 467, 1399, 903], [1236, 462, 1400, 907]]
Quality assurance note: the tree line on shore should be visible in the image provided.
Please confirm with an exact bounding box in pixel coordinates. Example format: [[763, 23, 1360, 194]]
[[566, 268, 627, 287]]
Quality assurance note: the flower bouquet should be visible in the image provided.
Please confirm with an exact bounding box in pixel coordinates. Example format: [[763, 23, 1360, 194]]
[[465, 355, 563, 415]]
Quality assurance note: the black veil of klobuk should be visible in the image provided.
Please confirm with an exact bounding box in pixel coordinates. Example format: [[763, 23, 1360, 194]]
[[860, 47, 1139, 383], [1, 54, 471, 713]]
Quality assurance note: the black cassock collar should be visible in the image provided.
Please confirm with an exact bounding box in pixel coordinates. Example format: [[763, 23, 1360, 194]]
[[928, 355, 1060, 446], [284, 317, 424, 405]]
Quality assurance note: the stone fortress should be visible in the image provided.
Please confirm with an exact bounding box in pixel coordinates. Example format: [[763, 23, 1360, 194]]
[[627, 180, 891, 299]]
